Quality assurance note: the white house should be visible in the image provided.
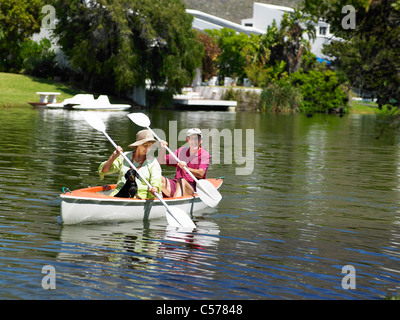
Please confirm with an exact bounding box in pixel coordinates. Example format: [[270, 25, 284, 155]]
[[241, 3, 294, 31], [240, 3, 338, 60], [187, 3, 339, 61]]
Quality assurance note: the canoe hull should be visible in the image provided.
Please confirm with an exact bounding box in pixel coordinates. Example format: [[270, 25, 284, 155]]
[[60, 179, 222, 225]]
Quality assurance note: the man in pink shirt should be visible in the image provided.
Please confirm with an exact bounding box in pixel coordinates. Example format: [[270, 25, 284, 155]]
[[158, 128, 210, 198]]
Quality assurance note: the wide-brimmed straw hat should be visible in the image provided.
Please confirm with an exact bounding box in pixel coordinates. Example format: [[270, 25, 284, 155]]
[[128, 130, 156, 148]]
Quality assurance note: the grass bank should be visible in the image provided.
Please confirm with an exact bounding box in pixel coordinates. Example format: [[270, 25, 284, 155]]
[[0, 72, 85, 108], [0, 72, 390, 114], [349, 101, 392, 115], [0, 72, 134, 108]]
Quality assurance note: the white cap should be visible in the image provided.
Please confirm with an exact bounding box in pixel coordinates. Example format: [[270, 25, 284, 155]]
[[186, 128, 202, 138]]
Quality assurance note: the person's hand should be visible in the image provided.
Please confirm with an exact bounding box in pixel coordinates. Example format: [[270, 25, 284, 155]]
[[159, 140, 168, 148], [178, 161, 187, 169], [112, 146, 123, 158], [149, 186, 158, 195]]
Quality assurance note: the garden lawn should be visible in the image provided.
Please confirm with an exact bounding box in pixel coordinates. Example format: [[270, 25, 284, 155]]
[[0, 72, 84, 107], [349, 101, 390, 114]]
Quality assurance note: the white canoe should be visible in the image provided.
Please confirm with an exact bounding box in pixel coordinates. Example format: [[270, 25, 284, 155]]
[[60, 178, 223, 225]]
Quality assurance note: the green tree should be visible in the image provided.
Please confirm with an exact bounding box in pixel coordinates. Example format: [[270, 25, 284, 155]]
[[270, 8, 317, 75], [53, 0, 203, 94], [0, 0, 43, 72], [302, 0, 400, 109], [206, 28, 250, 83], [218, 9, 317, 87], [21, 38, 58, 78], [243, 22, 288, 87], [195, 31, 220, 82]]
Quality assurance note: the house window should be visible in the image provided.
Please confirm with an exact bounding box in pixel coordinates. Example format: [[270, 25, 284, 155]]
[[245, 23, 253, 27], [319, 26, 327, 35]]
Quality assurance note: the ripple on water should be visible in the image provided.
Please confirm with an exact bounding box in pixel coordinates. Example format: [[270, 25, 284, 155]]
[[1, 110, 400, 299]]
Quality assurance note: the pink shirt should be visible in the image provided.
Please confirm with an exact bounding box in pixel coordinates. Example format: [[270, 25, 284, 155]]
[[165, 147, 210, 184]]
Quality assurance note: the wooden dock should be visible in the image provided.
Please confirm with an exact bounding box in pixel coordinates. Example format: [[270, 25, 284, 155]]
[[173, 98, 237, 111], [173, 90, 237, 111]]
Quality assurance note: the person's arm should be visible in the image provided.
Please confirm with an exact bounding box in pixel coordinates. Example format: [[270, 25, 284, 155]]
[[157, 141, 167, 165], [101, 146, 123, 173], [149, 160, 163, 195], [158, 141, 179, 166], [98, 146, 123, 180], [177, 161, 205, 178]]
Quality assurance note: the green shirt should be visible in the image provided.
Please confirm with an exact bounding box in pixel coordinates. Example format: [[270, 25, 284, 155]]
[[98, 151, 162, 199]]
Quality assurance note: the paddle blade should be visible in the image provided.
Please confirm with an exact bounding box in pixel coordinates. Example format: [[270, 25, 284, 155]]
[[81, 112, 106, 132], [166, 207, 196, 229], [196, 180, 222, 208], [127, 113, 151, 128]]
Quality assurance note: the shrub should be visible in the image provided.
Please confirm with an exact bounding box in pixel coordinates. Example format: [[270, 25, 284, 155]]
[[222, 88, 261, 111], [21, 38, 59, 78], [245, 60, 287, 88], [290, 69, 349, 114], [259, 79, 301, 113]]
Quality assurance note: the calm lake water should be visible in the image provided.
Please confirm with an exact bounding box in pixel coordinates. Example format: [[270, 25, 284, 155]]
[[0, 107, 400, 300]]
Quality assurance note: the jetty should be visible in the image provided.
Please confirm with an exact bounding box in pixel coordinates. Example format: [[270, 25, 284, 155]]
[[173, 87, 237, 111]]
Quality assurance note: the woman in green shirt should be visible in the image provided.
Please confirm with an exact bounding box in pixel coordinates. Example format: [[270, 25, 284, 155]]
[[98, 130, 162, 199]]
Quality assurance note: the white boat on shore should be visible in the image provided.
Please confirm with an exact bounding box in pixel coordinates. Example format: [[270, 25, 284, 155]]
[[60, 178, 223, 225], [47, 94, 132, 111]]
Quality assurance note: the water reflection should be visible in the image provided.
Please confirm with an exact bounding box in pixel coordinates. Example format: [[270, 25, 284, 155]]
[[59, 220, 220, 253], [58, 219, 220, 297]]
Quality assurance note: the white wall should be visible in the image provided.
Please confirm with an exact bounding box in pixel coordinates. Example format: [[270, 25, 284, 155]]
[[239, 2, 339, 59], [243, 3, 294, 32]]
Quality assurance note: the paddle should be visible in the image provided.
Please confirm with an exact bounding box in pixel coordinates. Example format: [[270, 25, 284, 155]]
[[127, 113, 222, 208], [81, 112, 196, 229]]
